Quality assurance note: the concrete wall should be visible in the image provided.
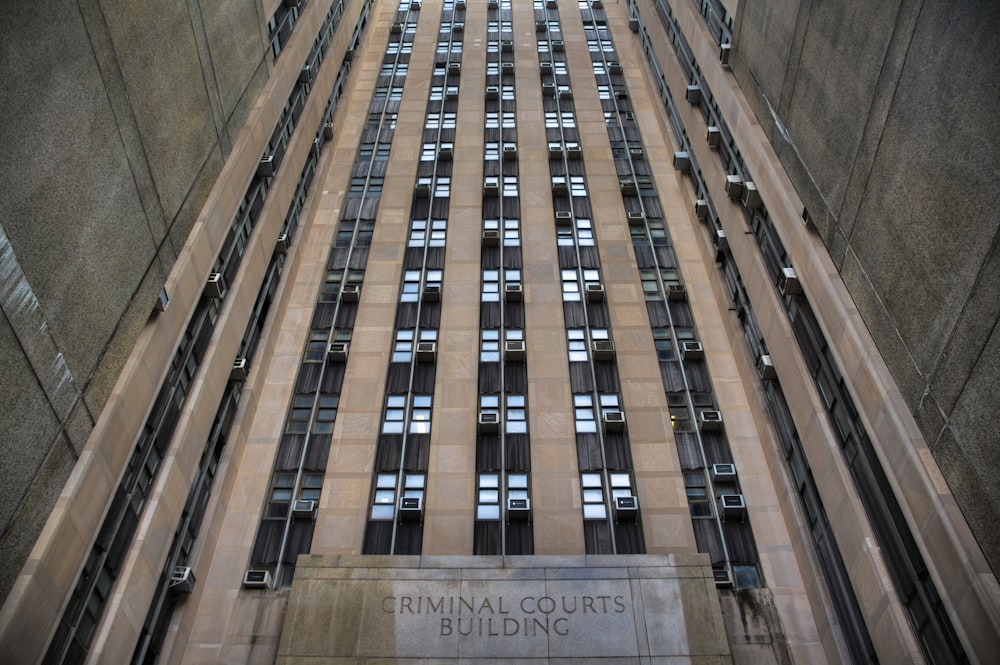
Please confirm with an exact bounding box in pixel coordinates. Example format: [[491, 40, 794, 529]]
[[731, 0, 1000, 574], [0, 0, 270, 600]]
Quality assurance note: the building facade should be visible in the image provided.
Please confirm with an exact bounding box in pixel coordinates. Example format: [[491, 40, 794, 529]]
[[0, 0, 997, 663]]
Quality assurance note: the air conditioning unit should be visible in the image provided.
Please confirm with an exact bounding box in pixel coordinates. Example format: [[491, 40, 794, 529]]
[[720, 494, 746, 519], [438, 146, 453, 160], [507, 498, 531, 520], [591, 340, 616, 361], [478, 411, 500, 434], [504, 339, 526, 362], [552, 180, 568, 195], [673, 151, 691, 173], [243, 569, 271, 589], [503, 143, 517, 156], [546, 0, 557, 7], [447, 62, 461, 74], [504, 283, 523, 302], [398, 496, 423, 522], [487, 0, 498, 6], [485, 85, 499, 100], [667, 284, 687, 301], [341, 283, 360, 302], [714, 228, 729, 253], [558, 86, 573, 99], [484, 180, 499, 196], [778, 267, 802, 296], [712, 463, 737, 481], [542, 81, 557, 97], [501, 39, 513, 52], [154, 288, 169, 313], [566, 144, 582, 159], [501, 62, 515, 73], [548, 143, 564, 158], [552, 40, 565, 52], [206, 272, 226, 300], [391, 22, 403, 34], [741, 181, 762, 209], [685, 85, 701, 104], [344, 47, 354, 62], [591, 0, 603, 7], [540, 61, 553, 74], [275, 233, 290, 255], [446, 86, 459, 100], [602, 411, 626, 433], [456, 0, 466, 8], [231, 358, 249, 382], [536, 20, 547, 32], [482, 229, 501, 246], [311, 137, 322, 160], [423, 284, 441, 302], [627, 211, 645, 223], [614, 495, 639, 521], [416, 341, 437, 363], [629, 17, 639, 32], [327, 342, 349, 363], [323, 121, 335, 141], [298, 65, 313, 85], [699, 410, 724, 432], [257, 155, 276, 178], [614, 88, 628, 100], [292, 499, 317, 521], [681, 341, 704, 360], [720, 43, 732, 65], [414, 183, 431, 198], [706, 125, 721, 148], [694, 199, 709, 220], [724, 175, 744, 199], [410, 0, 421, 9], [585, 283, 605, 302], [619, 178, 637, 195], [452, 22, 464, 33], [608, 61, 622, 74], [756, 354, 777, 381], [629, 147, 644, 158], [170, 566, 195, 594]]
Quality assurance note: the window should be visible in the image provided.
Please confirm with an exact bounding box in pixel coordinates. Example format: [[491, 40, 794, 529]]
[[652, 328, 675, 361], [392, 329, 436, 363], [267, 472, 323, 519], [313, 395, 338, 433], [477, 473, 501, 520], [409, 219, 447, 247], [574, 394, 597, 433], [685, 471, 712, 517], [668, 393, 692, 432], [568, 330, 588, 362], [371, 472, 425, 520], [506, 394, 527, 433], [287, 395, 313, 432], [481, 329, 500, 361], [581, 473, 606, 519]]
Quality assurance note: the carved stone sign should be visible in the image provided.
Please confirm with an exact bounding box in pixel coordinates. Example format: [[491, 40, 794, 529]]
[[277, 555, 730, 663]]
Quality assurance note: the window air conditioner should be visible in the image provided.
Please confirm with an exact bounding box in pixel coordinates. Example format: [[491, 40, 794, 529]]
[[504, 339, 526, 361], [298, 66, 313, 85], [546, 0, 557, 7], [398, 496, 423, 522], [591, 340, 616, 361], [452, 22, 464, 33], [720, 494, 745, 519], [292, 499, 317, 521], [482, 229, 501, 246], [501, 39, 513, 52], [341, 283, 360, 302], [154, 288, 169, 313], [706, 125, 721, 148], [629, 147, 644, 158], [206, 272, 226, 300], [778, 267, 802, 296], [741, 181, 761, 209], [231, 358, 249, 383], [536, 20, 547, 32], [446, 86, 459, 100], [552, 180, 569, 195], [714, 568, 733, 588], [714, 228, 729, 253], [478, 411, 500, 434], [627, 211, 645, 223], [456, 0, 466, 8], [327, 342, 349, 363], [275, 233, 290, 255], [503, 143, 517, 156], [323, 121, 335, 141], [592, 0, 603, 7], [423, 284, 441, 302], [667, 284, 687, 301], [484, 180, 500, 196], [552, 40, 565, 52], [257, 155, 276, 178], [673, 151, 691, 173], [602, 411, 626, 433], [501, 62, 514, 73], [542, 81, 557, 97], [619, 178, 637, 195], [486, 85, 499, 100], [725, 175, 744, 199], [614, 495, 639, 521], [720, 43, 731, 65], [585, 283, 606, 302], [243, 569, 271, 589], [608, 61, 622, 74], [566, 144, 582, 159], [447, 62, 461, 74], [414, 183, 431, 198], [438, 146, 453, 160], [756, 354, 777, 381], [344, 47, 354, 62], [694, 199, 709, 220], [391, 22, 402, 34], [504, 283, 523, 302], [629, 17, 639, 32], [170, 566, 195, 594], [507, 498, 531, 520], [416, 341, 437, 363], [712, 463, 737, 481], [685, 85, 701, 104], [681, 341, 704, 360], [548, 143, 564, 158], [699, 410, 724, 432], [410, 0, 421, 9]]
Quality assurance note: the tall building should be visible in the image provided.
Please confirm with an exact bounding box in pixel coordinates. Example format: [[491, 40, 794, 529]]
[[1, 0, 997, 663]]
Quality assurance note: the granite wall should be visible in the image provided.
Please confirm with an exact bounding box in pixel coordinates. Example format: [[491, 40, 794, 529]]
[[0, 0, 271, 600], [730, 0, 1000, 574]]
